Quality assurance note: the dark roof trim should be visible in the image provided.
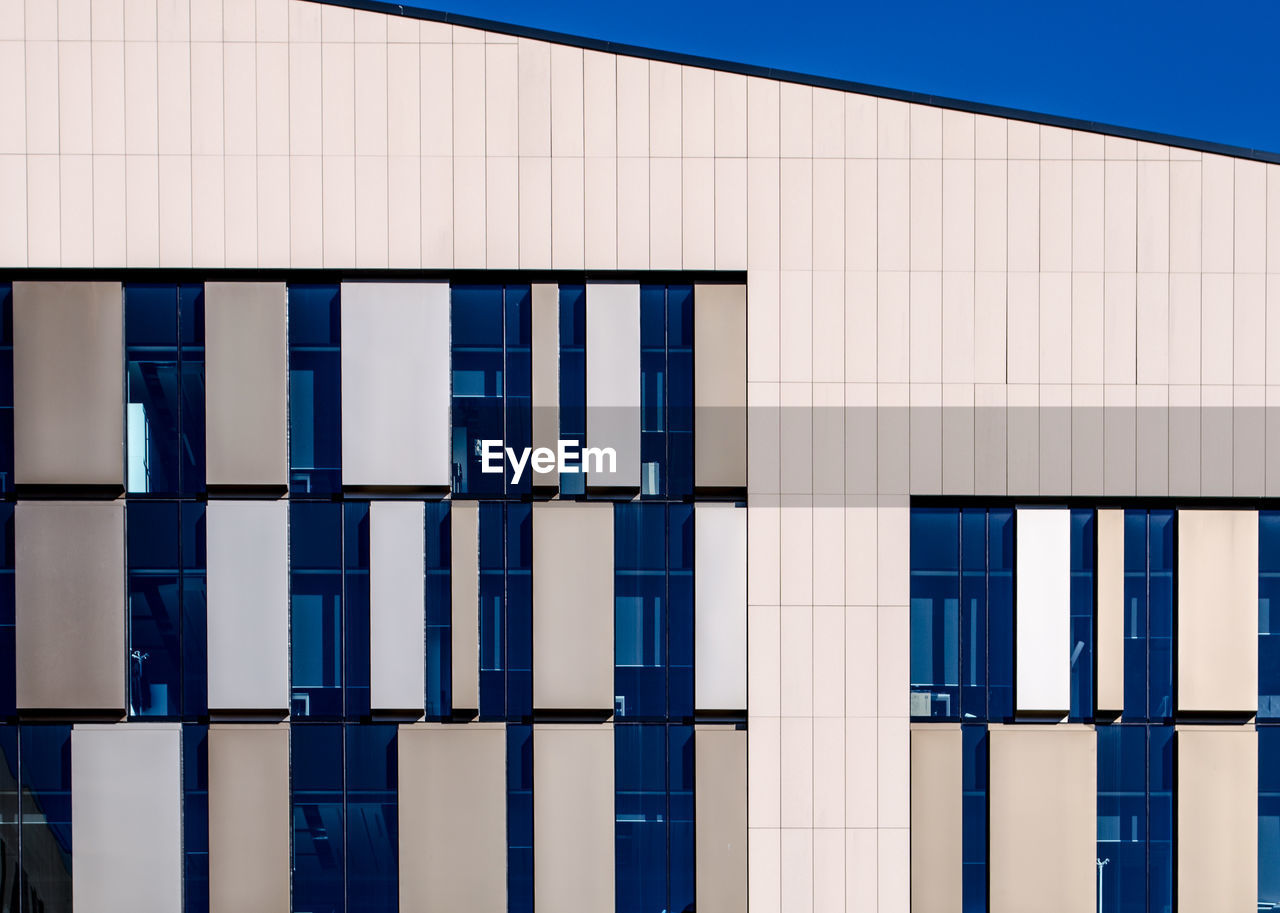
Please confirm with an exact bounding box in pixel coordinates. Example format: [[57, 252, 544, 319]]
[[305, 0, 1280, 165]]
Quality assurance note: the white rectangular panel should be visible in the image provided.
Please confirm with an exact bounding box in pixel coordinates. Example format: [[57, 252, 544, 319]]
[[370, 500, 426, 712], [1015, 508, 1070, 713], [72, 724, 182, 913], [695, 504, 747, 711], [586, 282, 640, 489], [207, 500, 290, 711], [341, 282, 451, 488]]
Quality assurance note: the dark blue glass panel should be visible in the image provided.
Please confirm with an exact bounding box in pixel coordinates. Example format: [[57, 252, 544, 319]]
[[478, 502, 505, 718], [1264, 513, 1280, 719], [292, 502, 344, 719], [668, 724, 695, 913], [0, 506, 14, 719], [1123, 511, 1149, 721], [292, 724, 344, 913], [504, 286, 533, 497], [183, 725, 209, 913], [0, 726, 17, 912], [1148, 726, 1174, 913], [1261, 728, 1280, 905], [616, 724, 669, 913], [558, 285, 587, 495], [20, 725, 72, 912], [182, 503, 208, 717], [507, 724, 534, 913], [346, 725, 397, 913], [126, 285, 182, 495], [452, 286, 506, 496], [1069, 510, 1095, 721], [178, 285, 206, 496], [0, 284, 13, 495], [506, 504, 533, 720], [425, 502, 452, 719], [910, 508, 960, 718], [127, 502, 181, 718], [616, 503, 668, 721], [959, 509, 987, 720], [666, 286, 694, 501], [1097, 725, 1147, 913], [640, 286, 667, 499], [961, 725, 987, 913], [1147, 511, 1174, 722], [344, 503, 371, 719], [289, 285, 342, 495], [668, 505, 695, 721], [986, 509, 1015, 721]]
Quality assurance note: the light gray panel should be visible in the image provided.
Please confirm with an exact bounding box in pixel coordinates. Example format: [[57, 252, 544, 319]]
[[399, 724, 507, 911], [341, 281, 451, 488], [450, 500, 480, 712], [1039, 404, 1071, 495], [16, 500, 125, 711], [695, 727, 747, 913], [911, 726, 962, 913], [72, 724, 182, 913], [1096, 510, 1125, 713], [1015, 508, 1070, 713], [1071, 404, 1104, 495], [973, 401, 1008, 495], [695, 505, 747, 711], [370, 500, 425, 712], [1006, 401, 1039, 496], [693, 284, 746, 489], [533, 502, 614, 711], [204, 282, 288, 488], [535, 725, 615, 913], [209, 724, 291, 913], [586, 282, 640, 489], [1104, 403, 1137, 495], [206, 499, 289, 711], [531, 283, 560, 489], [13, 281, 123, 487], [910, 403, 942, 494]]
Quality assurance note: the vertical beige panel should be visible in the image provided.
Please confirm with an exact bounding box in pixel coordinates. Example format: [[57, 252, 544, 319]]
[[1177, 509, 1258, 712], [450, 500, 480, 713], [16, 500, 124, 711], [533, 503, 613, 711], [989, 726, 1096, 913], [696, 727, 747, 913], [1096, 510, 1125, 713], [535, 724, 615, 913], [531, 283, 560, 488], [205, 282, 287, 488], [13, 281, 124, 486], [399, 724, 506, 911], [209, 724, 290, 913], [910, 726, 962, 913], [695, 284, 747, 489], [1178, 727, 1257, 913]]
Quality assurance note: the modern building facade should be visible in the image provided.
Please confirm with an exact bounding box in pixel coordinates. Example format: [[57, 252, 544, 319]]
[[1, 0, 1280, 912]]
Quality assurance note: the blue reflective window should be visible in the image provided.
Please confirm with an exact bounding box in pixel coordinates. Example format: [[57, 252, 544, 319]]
[[911, 509, 961, 718], [559, 285, 586, 495], [615, 723, 694, 913], [508, 723, 534, 913], [1096, 724, 1173, 913], [961, 725, 987, 913], [289, 285, 342, 495], [478, 503, 532, 720], [1069, 509, 1095, 721], [1261, 728, 1280, 906], [1123, 511, 1174, 723], [452, 285, 532, 497], [21, 724, 72, 911], [346, 725, 397, 913], [345, 502, 372, 719], [0, 505, 13, 719], [125, 284, 204, 496], [1261, 513, 1280, 718], [986, 510, 1014, 721], [425, 502, 452, 720], [639, 285, 694, 499], [183, 725, 209, 913], [292, 502, 344, 719], [127, 501, 206, 719], [0, 284, 12, 495], [0, 726, 17, 909], [292, 724, 344, 913]]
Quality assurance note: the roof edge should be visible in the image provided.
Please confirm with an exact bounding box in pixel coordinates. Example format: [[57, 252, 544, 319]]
[[306, 0, 1280, 164]]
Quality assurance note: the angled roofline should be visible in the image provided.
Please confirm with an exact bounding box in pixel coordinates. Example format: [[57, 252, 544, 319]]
[[307, 0, 1280, 165]]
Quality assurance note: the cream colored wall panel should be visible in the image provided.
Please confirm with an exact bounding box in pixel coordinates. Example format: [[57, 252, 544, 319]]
[[692, 279, 745, 481], [1006, 272, 1039, 383], [520, 157, 552, 267], [486, 158, 519, 266], [812, 600, 844, 716], [748, 827, 781, 913], [550, 44, 583, 156], [940, 272, 975, 383], [747, 496, 780, 604], [0, 43, 25, 155], [616, 54, 649, 156], [875, 506, 909, 605], [649, 60, 681, 156], [747, 157, 780, 269], [485, 43, 518, 157], [320, 40, 355, 156], [1234, 159, 1267, 273], [222, 0, 254, 41], [51, 0, 81, 39], [420, 41, 452, 155], [256, 0, 288, 41], [715, 158, 747, 270], [780, 829, 814, 913], [288, 41, 322, 155], [387, 156, 422, 268], [1104, 383, 1137, 495], [320, 4, 353, 41], [1137, 159, 1169, 272], [1201, 389, 1234, 498], [779, 271, 812, 384], [224, 155, 258, 267], [1105, 159, 1137, 271], [0, 155, 27, 265], [942, 109, 975, 157], [846, 158, 877, 270], [1202, 153, 1235, 272], [1016, 508, 1070, 713], [845, 273, 877, 383], [910, 103, 942, 156], [351, 40, 391, 148], [223, 43, 256, 156], [124, 40, 158, 155], [551, 157, 584, 268], [421, 156, 452, 267], [974, 383, 1008, 495], [58, 155, 92, 265], [845, 717, 877, 828], [697, 728, 748, 913], [812, 272, 844, 384], [1136, 273, 1169, 383], [1201, 273, 1233, 385], [1104, 272, 1137, 384], [582, 49, 616, 156], [449, 500, 479, 712], [682, 66, 714, 156], [989, 727, 1096, 913], [910, 158, 942, 270], [975, 113, 1007, 157], [289, 155, 322, 268], [878, 158, 909, 271], [1040, 124, 1071, 158], [910, 382, 943, 494], [1096, 509, 1125, 712], [157, 155, 192, 266], [518, 38, 551, 156], [355, 156, 390, 269], [1170, 158, 1202, 272], [191, 155, 225, 267], [779, 506, 813, 609], [1271, 276, 1280, 384], [583, 156, 617, 268], [1168, 384, 1202, 495], [370, 500, 426, 713], [387, 43, 420, 156], [942, 382, 975, 494], [650, 156, 682, 268], [534, 725, 615, 913], [975, 159, 1007, 271], [453, 156, 485, 268], [813, 158, 844, 270], [125, 154, 160, 267], [1040, 159, 1071, 272], [156, 42, 191, 156], [1177, 509, 1258, 712], [1178, 727, 1257, 913], [1006, 383, 1040, 495], [910, 271, 942, 383], [190, 0, 222, 41], [190, 43, 224, 155], [696, 505, 747, 711], [1007, 119, 1039, 159], [942, 159, 975, 271], [617, 156, 649, 268], [747, 605, 780, 717], [352, 7, 386, 42], [714, 70, 747, 157], [91, 0, 124, 41], [911, 726, 962, 913], [779, 158, 812, 270], [1271, 169, 1280, 272], [1235, 384, 1265, 496], [1136, 384, 1170, 497], [24, 41, 58, 155], [1169, 272, 1201, 383], [1008, 160, 1040, 271], [57, 40, 91, 155], [251, 44, 288, 157], [779, 715, 813, 827], [1070, 383, 1103, 495], [1236, 273, 1266, 385], [877, 716, 909, 831], [0, 0, 20, 39], [877, 382, 910, 495], [812, 86, 844, 157]]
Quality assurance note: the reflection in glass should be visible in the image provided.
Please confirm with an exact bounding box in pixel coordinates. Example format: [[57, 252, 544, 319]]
[[289, 285, 342, 495], [615, 723, 694, 913], [20, 725, 72, 913]]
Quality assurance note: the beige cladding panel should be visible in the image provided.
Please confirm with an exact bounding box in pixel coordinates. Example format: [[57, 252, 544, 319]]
[[1096, 510, 1125, 714], [208, 724, 291, 913], [398, 724, 507, 912], [989, 726, 1096, 913], [16, 500, 125, 711], [204, 282, 288, 488], [695, 727, 747, 913], [13, 282, 123, 487], [911, 726, 963, 913], [535, 724, 615, 913], [1177, 509, 1258, 713], [1178, 727, 1257, 913], [531, 283, 560, 488], [693, 284, 747, 489], [451, 500, 481, 712], [532, 502, 614, 711]]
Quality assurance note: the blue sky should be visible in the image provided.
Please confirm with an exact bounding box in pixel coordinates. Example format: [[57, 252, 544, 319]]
[[392, 0, 1280, 154]]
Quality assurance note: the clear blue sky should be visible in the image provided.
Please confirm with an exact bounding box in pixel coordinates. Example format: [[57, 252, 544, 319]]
[[392, 0, 1280, 154]]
